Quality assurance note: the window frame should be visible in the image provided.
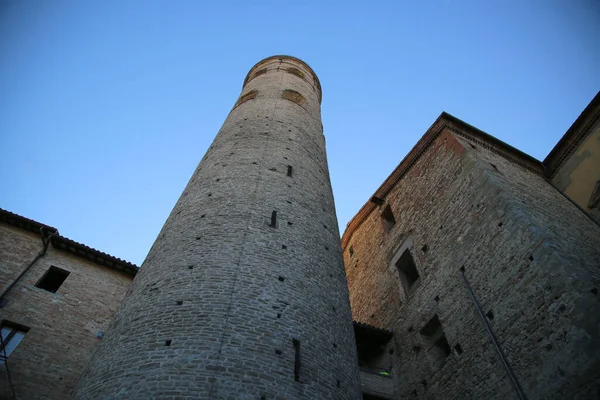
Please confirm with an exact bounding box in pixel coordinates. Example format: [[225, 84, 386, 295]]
[[0, 321, 29, 365], [35, 265, 70, 293], [389, 238, 421, 297]]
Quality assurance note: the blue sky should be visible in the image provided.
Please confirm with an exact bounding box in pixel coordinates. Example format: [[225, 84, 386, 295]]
[[1, 1, 599, 265]]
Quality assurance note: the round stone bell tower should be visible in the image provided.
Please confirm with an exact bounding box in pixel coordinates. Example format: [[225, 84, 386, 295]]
[[74, 55, 361, 399]]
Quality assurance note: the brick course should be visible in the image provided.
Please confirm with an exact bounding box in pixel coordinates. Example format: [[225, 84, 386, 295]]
[[74, 56, 361, 400]]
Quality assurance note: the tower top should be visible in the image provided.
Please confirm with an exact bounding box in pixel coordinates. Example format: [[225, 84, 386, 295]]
[[242, 55, 322, 104]]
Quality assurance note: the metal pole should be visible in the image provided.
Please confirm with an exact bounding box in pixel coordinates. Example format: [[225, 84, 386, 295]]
[[460, 267, 527, 400]]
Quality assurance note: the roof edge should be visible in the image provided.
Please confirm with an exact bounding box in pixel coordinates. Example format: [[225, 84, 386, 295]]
[[543, 91, 600, 178], [341, 112, 544, 249], [353, 320, 394, 337], [0, 208, 138, 276]]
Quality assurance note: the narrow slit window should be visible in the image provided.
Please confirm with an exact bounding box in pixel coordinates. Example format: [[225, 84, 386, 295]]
[[287, 165, 293, 177], [35, 266, 70, 293], [349, 246, 354, 258], [293, 338, 301, 382], [270, 211, 278, 227]]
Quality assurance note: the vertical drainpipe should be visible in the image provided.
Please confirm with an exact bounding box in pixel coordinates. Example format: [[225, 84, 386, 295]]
[[460, 266, 528, 400], [0, 227, 57, 306]]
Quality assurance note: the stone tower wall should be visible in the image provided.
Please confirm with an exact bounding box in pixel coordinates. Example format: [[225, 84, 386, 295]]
[[342, 125, 600, 399], [74, 56, 361, 400]]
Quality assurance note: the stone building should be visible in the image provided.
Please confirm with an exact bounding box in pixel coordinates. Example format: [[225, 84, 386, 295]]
[[74, 55, 361, 399], [0, 208, 136, 399], [342, 92, 600, 399], [0, 55, 598, 400]]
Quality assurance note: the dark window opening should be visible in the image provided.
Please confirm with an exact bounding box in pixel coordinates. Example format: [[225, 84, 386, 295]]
[[420, 315, 451, 368], [165, 340, 172, 346], [363, 395, 389, 400], [381, 204, 396, 230], [270, 211, 277, 228], [454, 343, 463, 356], [421, 244, 428, 253], [349, 246, 354, 258], [0, 321, 29, 365], [293, 339, 301, 382], [287, 165, 293, 177], [486, 310, 494, 321], [35, 266, 70, 293], [395, 250, 420, 293]]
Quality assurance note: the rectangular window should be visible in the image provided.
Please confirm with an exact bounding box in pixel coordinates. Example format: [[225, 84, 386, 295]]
[[381, 203, 396, 230], [35, 266, 70, 293], [420, 315, 451, 368], [0, 321, 29, 365], [395, 250, 420, 293], [270, 211, 278, 228], [293, 338, 301, 382]]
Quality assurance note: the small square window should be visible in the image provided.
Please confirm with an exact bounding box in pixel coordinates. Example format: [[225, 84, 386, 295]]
[[0, 321, 29, 365], [35, 266, 70, 293], [395, 250, 420, 293]]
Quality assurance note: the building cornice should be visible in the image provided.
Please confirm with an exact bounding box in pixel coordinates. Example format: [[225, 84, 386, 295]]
[[0, 208, 138, 276], [341, 112, 544, 249], [543, 91, 600, 179], [242, 55, 322, 104]]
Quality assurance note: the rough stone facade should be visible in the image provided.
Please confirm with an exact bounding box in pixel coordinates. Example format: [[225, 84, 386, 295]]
[[0, 215, 134, 400], [74, 56, 362, 400], [342, 114, 600, 399]]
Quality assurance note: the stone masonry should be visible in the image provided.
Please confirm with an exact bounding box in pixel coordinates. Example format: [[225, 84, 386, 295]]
[[74, 56, 362, 400], [0, 218, 134, 400], [342, 115, 600, 399]]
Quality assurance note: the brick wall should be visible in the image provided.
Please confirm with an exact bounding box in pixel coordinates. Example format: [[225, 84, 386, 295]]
[[0, 224, 133, 399], [342, 125, 600, 399], [75, 56, 362, 400]]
